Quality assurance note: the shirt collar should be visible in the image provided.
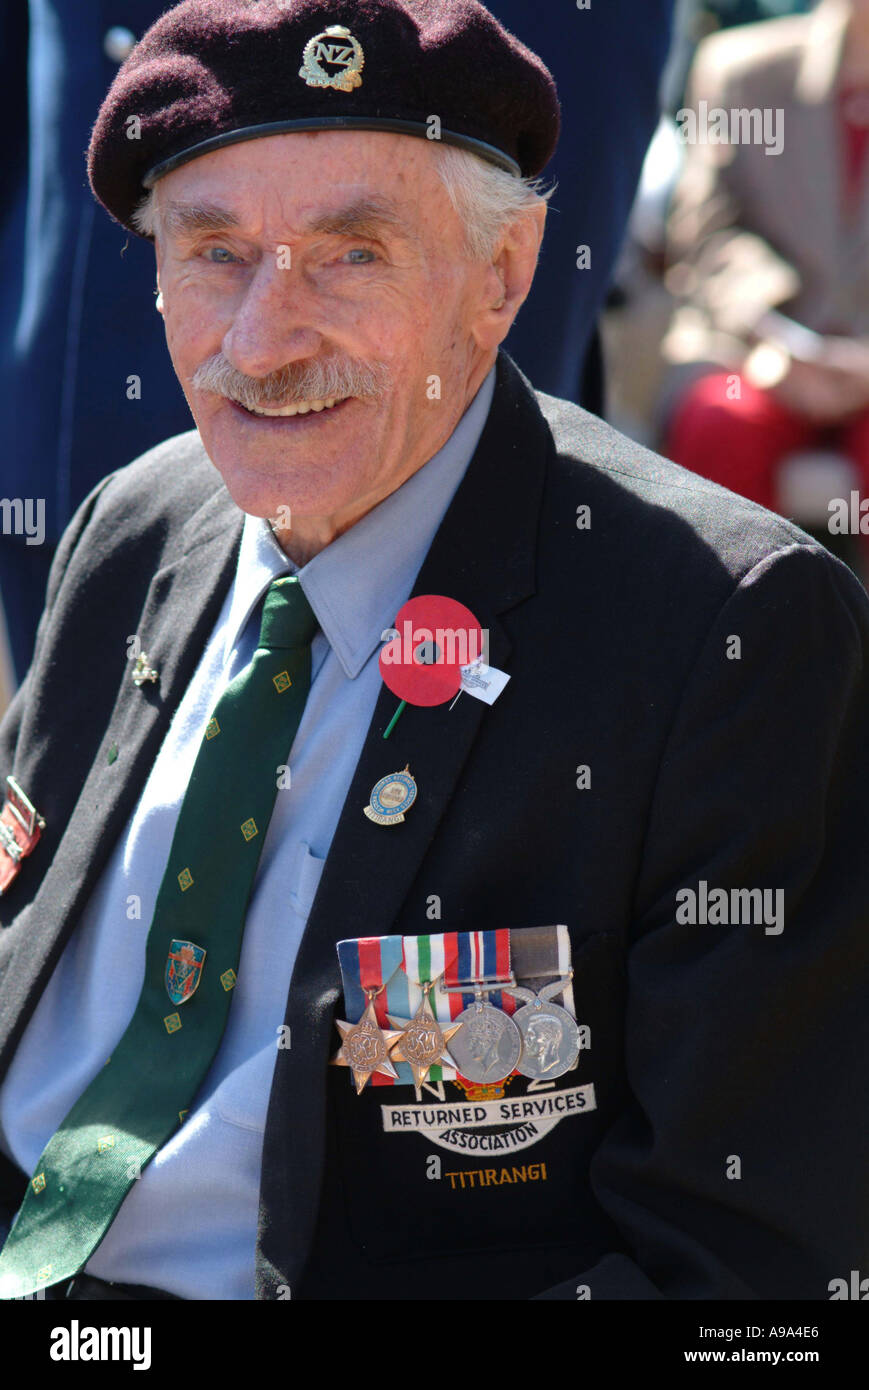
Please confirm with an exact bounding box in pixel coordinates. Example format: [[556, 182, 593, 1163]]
[[224, 365, 496, 677]]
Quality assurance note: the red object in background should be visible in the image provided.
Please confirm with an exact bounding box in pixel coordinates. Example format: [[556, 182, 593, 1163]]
[[379, 595, 483, 707], [838, 84, 869, 212]]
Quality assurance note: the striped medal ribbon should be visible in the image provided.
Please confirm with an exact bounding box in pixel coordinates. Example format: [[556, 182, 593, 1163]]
[[384, 937, 464, 1096], [331, 937, 405, 1093], [440, 930, 521, 1085]]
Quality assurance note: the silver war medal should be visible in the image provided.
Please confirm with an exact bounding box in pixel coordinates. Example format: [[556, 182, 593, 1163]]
[[507, 974, 581, 1080]]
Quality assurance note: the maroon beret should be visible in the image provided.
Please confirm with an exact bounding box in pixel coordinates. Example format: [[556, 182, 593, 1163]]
[[87, 0, 561, 236]]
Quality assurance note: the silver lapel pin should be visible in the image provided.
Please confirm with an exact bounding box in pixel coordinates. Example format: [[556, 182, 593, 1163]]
[[131, 652, 159, 687]]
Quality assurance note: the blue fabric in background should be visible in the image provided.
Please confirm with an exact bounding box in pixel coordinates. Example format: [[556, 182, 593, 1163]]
[[0, 2, 192, 547], [489, 1, 675, 402]]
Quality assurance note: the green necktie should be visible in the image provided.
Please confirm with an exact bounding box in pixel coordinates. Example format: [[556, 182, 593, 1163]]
[[0, 575, 317, 1299]]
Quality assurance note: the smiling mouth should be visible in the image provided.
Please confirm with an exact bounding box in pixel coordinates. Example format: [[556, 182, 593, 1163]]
[[232, 395, 351, 418]]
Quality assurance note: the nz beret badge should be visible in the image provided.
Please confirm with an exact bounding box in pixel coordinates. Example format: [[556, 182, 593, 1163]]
[[299, 23, 364, 91]]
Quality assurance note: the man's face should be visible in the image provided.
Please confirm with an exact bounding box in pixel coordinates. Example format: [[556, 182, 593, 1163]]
[[152, 130, 506, 534]]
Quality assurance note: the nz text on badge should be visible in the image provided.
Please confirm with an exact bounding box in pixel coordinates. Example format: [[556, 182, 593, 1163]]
[[299, 25, 364, 93]]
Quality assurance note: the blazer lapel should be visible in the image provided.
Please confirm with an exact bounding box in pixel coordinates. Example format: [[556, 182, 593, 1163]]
[[257, 353, 552, 1293], [0, 483, 243, 1070]]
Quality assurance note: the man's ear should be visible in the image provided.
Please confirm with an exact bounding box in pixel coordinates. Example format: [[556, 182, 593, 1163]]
[[472, 202, 547, 353]]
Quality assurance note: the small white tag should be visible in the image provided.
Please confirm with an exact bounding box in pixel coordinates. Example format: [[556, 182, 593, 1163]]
[[459, 659, 510, 705]]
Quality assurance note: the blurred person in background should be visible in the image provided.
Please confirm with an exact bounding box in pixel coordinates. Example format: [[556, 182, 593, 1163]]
[[665, 0, 814, 117], [599, 0, 812, 447], [660, 0, 869, 572]]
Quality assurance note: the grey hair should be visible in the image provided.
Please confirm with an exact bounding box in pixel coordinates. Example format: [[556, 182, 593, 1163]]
[[131, 140, 551, 258], [131, 191, 160, 238], [432, 143, 552, 260]]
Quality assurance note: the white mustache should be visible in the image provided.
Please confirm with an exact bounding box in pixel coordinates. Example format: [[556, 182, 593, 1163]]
[[191, 353, 391, 410]]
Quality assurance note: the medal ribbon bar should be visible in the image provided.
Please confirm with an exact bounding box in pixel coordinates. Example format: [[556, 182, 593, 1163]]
[[441, 929, 514, 1011]]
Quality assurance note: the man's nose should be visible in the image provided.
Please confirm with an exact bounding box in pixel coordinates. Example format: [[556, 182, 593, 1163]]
[[221, 258, 323, 377]]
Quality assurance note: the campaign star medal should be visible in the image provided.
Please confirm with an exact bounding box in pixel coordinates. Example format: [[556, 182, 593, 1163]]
[[389, 980, 462, 1096], [506, 973, 581, 1081], [364, 765, 417, 826], [332, 989, 403, 1094], [299, 25, 364, 92]]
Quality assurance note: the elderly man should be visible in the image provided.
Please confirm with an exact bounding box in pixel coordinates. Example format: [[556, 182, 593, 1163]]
[[0, 0, 867, 1303]]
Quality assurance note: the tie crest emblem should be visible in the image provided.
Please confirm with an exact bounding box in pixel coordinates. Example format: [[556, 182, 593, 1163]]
[[165, 940, 207, 1005]]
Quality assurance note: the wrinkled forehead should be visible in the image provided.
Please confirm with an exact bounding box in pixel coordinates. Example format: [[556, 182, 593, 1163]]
[[151, 128, 451, 243]]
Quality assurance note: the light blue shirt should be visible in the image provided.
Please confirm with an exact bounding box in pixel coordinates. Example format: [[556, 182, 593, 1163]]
[[0, 368, 495, 1299]]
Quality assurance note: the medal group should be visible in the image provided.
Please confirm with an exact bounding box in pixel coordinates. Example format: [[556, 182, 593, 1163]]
[[332, 928, 582, 1097]]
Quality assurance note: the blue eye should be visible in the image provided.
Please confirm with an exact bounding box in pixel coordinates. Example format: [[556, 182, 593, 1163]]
[[343, 247, 376, 264], [205, 247, 240, 263]]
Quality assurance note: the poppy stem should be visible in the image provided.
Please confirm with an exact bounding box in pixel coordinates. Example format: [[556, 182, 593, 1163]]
[[383, 699, 407, 740]]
